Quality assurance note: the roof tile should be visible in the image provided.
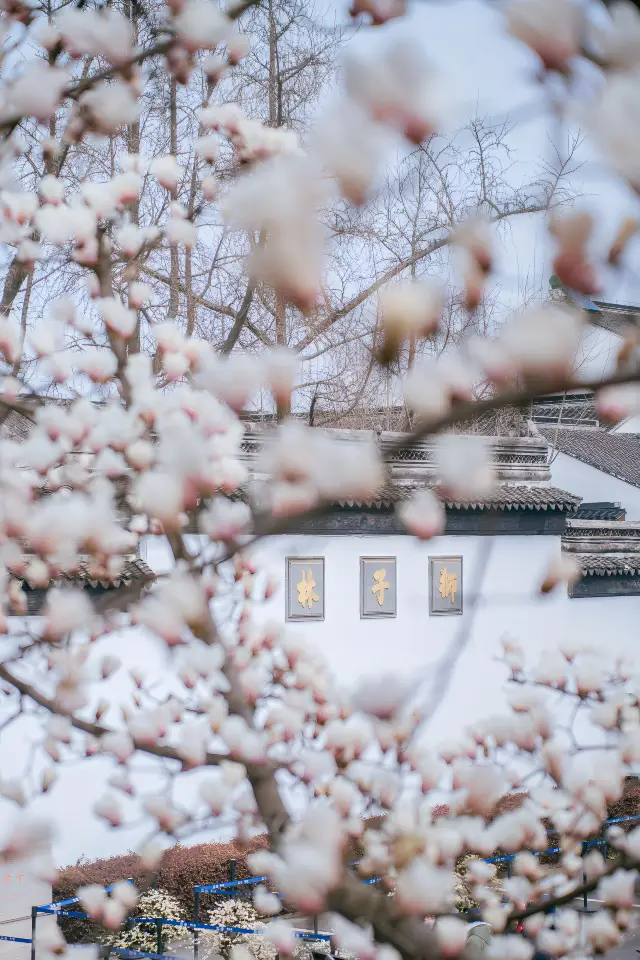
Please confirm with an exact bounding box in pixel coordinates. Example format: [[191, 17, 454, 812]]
[[574, 554, 640, 576], [540, 428, 640, 488], [17, 557, 154, 590], [335, 483, 580, 511]]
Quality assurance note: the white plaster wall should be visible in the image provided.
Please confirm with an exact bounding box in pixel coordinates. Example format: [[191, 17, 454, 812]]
[[574, 326, 621, 382], [32, 529, 635, 863], [243, 532, 640, 735], [613, 415, 640, 434], [143, 530, 640, 738], [548, 451, 640, 519]]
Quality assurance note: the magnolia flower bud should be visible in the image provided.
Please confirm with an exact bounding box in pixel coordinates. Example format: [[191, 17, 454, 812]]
[[201, 175, 219, 201], [506, 0, 582, 72], [100, 655, 121, 679], [377, 280, 443, 365], [94, 793, 122, 827], [397, 489, 445, 540], [102, 898, 126, 930], [150, 154, 182, 190], [139, 840, 164, 870], [78, 884, 106, 919], [540, 553, 581, 594], [609, 217, 640, 265], [254, 884, 282, 916], [435, 917, 468, 957], [41, 767, 57, 792], [129, 281, 152, 309], [263, 920, 297, 954], [111, 881, 139, 909]]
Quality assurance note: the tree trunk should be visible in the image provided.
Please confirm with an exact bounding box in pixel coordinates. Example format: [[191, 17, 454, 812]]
[[168, 77, 180, 322], [268, 0, 278, 127]]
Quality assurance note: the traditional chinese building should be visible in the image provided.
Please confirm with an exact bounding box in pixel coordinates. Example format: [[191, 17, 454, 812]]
[[3, 296, 640, 864], [138, 419, 640, 742], [5, 290, 640, 740]]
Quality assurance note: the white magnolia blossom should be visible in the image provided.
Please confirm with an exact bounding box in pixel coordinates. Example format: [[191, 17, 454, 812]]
[[150, 155, 184, 191], [344, 38, 449, 143], [56, 7, 134, 62], [0, 0, 638, 956], [506, 0, 582, 71], [435, 434, 495, 500], [379, 280, 444, 342], [499, 304, 585, 383], [6, 62, 69, 121], [397, 488, 446, 539], [590, 0, 640, 69]]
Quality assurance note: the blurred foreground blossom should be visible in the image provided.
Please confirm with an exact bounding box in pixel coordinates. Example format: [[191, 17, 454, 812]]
[[436, 434, 495, 500], [397, 488, 446, 538]]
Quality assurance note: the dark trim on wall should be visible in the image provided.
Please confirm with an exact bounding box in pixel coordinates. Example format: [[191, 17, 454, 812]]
[[286, 507, 571, 537], [570, 575, 640, 598], [19, 585, 115, 616]]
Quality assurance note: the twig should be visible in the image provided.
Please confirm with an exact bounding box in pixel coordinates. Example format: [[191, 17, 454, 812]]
[[0, 663, 230, 768]]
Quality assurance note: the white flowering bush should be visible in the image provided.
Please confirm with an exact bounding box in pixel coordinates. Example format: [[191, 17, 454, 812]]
[[2, 3, 640, 960], [199, 899, 275, 960], [108, 889, 186, 953]]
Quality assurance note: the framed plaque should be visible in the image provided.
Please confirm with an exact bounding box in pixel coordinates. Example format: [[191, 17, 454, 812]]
[[429, 556, 463, 615], [286, 557, 325, 621], [360, 557, 397, 618]]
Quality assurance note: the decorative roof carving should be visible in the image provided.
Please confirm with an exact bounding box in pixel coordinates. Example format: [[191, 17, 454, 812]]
[[14, 557, 154, 591], [573, 554, 640, 576], [242, 430, 553, 483], [333, 483, 581, 512], [564, 519, 640, 555], [563, 518, 640, 578]]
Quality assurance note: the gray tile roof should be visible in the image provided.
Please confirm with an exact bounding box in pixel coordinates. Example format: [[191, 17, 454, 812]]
[[0, 409, 33, 441], [575, 503, 626, 521], [591, 300, 640, 336], [16, 557, 154, 590], [540, 428, 640, 488], [575, 554, 640, 576], [335, 483, 581, 511]]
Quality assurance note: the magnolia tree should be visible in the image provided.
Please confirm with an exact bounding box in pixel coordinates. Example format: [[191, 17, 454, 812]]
[[4, 2, 640, 960]]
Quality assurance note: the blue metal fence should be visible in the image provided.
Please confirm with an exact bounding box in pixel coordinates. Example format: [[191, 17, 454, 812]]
[[23, 812, 640, 960]]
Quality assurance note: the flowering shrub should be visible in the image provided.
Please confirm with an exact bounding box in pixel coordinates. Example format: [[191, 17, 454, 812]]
[[55, 840, 267, 920], [199, 899, 275, 960], [108, 889, 187, 954]]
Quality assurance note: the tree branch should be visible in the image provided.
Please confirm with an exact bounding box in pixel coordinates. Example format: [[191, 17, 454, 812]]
[[508, 851, 638, 923], [221, 280, 256, 354], [295, 205, 547, 354], [0, 663, 230, 768]]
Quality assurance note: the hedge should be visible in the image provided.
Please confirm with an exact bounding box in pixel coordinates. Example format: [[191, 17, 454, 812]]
[[53, 782, 639, 942]]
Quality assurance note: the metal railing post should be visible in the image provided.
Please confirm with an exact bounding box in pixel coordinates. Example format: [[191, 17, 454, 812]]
[[193, 890, 200, 960], [156, 919, 163, 956], [30, 907, 37, 960]]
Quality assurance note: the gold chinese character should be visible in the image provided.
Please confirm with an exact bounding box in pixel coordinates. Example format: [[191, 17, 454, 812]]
[[439, 567, 457, 604], [371, 568, 390, 606], [296, 568, 319, 609]]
